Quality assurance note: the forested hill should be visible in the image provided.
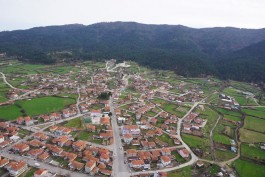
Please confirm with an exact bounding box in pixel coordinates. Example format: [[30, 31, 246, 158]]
[[0, 22, 265, 82]]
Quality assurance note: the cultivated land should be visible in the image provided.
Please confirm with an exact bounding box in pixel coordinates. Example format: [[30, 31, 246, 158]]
[[0, 58, 264, 177]]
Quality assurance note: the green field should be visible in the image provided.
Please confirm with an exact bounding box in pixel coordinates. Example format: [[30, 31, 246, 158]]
[[244, 116, 265, 133], [233, 159, 265, 177], [199, 106, 219, 137], [16, 96, 76, 117], [216, 108, 242, 117], [63, 117, 82, 128], [168, 166, 192, 177], [239, 128, 265, 143], [215, 149, 236, 161], [242, 108, 265, 119], [0, 104, 23, 120], [223, 114, 241, 122], [241, 143, 265, 162]]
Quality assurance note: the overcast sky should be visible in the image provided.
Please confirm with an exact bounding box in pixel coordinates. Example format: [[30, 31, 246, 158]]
[[0, 0, 264, 31]]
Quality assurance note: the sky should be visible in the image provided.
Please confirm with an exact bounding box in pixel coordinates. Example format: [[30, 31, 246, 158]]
[[0, 0, 265, 31]]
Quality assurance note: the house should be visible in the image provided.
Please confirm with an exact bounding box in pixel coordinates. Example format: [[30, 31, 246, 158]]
[[130, 160, 144, 169], [52, 135, 68, 147], [72, 140, 86, 151], [85, 160, 96, 173], [160, 156, 171, 166], [38, 152, 50, 161], [34, 169, 56, 177], [34, 132, 49, 141], [126, 149, 137, 157], [100, 153, 110, 163], [5, 161, 28, 176], [91, 110, 102, 117], [123, 134, 133, 144], [28, 149, 44, 158], [0, 156, 9, 167], [100, 117, 110, 125], [24, 116, 33, 126], [12, 143, 30, 153], [178, 149, 190, 158], [122, 125, 140, 135], [161, 148, 171, 156], [68, 161, 84, 171], [87, 124, 96, 132]]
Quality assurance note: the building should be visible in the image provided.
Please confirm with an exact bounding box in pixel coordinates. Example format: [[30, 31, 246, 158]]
[[5, 161, 28, 176], [85, 160, 96, 173]]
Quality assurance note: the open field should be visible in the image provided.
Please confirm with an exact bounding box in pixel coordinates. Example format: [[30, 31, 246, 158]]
[[244, 116, 265, 133], [16, 96, 76, 116], [241, 143, 265, 162], [216, 108, 242, 117], [233, 159, 265, 177], [239, 128, 265, 143], [0, 104, 23, 120]]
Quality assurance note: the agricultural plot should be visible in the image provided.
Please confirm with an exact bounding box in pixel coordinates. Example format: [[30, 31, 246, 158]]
[[244, 116, 265, 133], [233, 159, 265, 177], [241, 143, 265, 162], [239, 128, 265, 143], [215, 149, 237, 161], [242, 108, 265, 119]]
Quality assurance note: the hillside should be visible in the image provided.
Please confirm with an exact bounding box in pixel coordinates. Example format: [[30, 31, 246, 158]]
[[0, 22, 265, 81]]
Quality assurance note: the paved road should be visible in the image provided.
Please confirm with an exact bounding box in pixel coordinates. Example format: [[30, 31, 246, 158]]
[[110, 96, 130, 177]]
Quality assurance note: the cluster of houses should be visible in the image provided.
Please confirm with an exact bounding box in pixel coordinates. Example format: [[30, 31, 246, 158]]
[[126, 147, 190, 171], [121, 124, 180, 150], [0, 122, 21, 149], [182, 112, 206, 137], [8, 128, 113, 176]]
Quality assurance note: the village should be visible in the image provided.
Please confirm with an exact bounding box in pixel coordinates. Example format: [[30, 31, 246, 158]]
[[0, 58, 264, 177]]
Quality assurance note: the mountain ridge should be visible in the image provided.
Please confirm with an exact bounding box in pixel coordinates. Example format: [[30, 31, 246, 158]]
[[0, 22, 265, 82]]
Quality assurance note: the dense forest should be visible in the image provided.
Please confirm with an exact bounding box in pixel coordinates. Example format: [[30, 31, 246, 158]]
[[0, 22, 265, 82]]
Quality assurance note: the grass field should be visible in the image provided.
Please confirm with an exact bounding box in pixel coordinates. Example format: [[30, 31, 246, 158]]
[[216, 108, 242, 117], [168, 166, 192, 177], [16, 96, 76, 116], [242, 108, 265, 119], [199, 106, 219, 137], [239, 128, 265, 143], [223, 114, 241, 122], [182, 134, 210, 153], [23, 168, 37, 177], [233, 159, 265, 177], [215, 149, 236, 161], [63, 118, 82, 128], [156, 134, 174, 146], [244, 116, 265, 133], [0, 104, 23, 120], [241, 143, 265, 162]]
